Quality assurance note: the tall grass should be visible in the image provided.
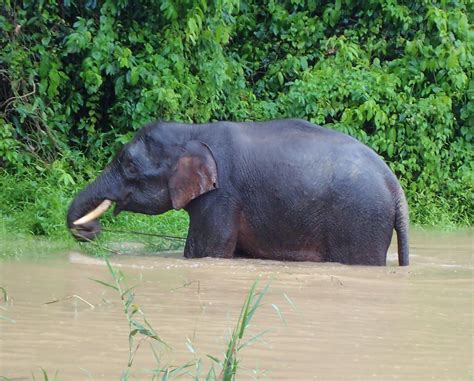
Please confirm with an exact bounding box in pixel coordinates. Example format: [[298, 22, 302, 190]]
[[0, 167, 188, 258], [0, 163, 471, 251], [218, 281, 271, 380], [91, 249, 270, 380], [91, 255, 168, 380]]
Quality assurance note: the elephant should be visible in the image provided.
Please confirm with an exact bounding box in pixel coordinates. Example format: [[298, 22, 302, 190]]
[[67, 119, 409, 266]]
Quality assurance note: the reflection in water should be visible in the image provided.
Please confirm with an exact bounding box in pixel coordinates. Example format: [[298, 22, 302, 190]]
[[0, 230, 472, 380]]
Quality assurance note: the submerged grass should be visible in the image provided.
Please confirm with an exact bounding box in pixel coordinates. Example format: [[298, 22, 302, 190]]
[[0, 369, 60, 381], [0, 284, 14, 324], [31, 369, 59, 381]]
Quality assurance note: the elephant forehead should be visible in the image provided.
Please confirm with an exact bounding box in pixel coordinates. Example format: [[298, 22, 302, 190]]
[[128, 139, 144, 155], [127, 140, 151, 162]]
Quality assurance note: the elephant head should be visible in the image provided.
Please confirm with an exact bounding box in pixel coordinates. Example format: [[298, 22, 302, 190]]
[[67, 123, 218, 241]]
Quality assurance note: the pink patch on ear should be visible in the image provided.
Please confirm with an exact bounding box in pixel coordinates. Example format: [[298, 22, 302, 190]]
[[168, 143, 218, 210]]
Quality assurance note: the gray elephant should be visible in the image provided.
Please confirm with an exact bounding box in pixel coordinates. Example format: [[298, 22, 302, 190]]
[[67, 119, 409, 266]]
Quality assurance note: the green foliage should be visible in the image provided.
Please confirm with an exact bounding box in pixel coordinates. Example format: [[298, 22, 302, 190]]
[[1, 0, 472, 228]]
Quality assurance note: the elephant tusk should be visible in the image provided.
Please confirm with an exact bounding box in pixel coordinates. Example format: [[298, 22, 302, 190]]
[[73, 199, 112, 225]]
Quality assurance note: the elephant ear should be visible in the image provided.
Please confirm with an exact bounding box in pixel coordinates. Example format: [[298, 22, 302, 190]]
[[168, 141, 218, 210]]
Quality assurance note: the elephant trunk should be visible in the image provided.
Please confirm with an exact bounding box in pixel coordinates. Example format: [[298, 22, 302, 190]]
[[67, 170, 115, 241]]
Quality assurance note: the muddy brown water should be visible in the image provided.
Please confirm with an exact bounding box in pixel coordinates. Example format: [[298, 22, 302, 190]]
[[0, 230, 472, 380]]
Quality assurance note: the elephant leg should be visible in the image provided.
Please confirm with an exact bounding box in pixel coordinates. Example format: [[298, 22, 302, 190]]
[[184, 198, 240, 259]]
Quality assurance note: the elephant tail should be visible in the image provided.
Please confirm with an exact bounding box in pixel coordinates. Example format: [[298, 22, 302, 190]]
[[394, 187, 409, 266]]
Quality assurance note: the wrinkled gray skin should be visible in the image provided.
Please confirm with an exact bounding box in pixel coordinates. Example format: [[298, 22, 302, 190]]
[[67, 119, 409, 266]]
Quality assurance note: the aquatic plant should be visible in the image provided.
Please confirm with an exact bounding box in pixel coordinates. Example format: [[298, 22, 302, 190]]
[[90, 247, 270, 380]]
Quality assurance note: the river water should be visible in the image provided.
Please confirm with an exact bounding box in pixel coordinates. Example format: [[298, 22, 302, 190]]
[[0, 230, 472, 380]]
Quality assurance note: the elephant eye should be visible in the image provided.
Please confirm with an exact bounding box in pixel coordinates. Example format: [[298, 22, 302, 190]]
[[124, 159, 138, 177]]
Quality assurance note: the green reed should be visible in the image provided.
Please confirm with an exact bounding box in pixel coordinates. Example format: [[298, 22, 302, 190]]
[[31, 369, 59, 381], [91, 254, 169, 380], [88, 241, 270, 380]]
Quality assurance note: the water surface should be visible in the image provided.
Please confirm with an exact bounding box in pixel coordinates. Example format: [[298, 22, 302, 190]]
[[0, 230, 472, 380]]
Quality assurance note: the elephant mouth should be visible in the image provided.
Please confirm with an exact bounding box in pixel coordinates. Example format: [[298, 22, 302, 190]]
[[70, 221, 101, 241], [70, 199, 114, 241]]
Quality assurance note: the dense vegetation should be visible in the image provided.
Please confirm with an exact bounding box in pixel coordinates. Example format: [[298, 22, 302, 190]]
[[0, 0, 472, 239]]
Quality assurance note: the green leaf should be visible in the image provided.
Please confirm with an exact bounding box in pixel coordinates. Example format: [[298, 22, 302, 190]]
[[388, 128, 396, 143], [446, 54, 459, 69], [0, 315, 15, 323], [206, 354, 221, 364], [129, 67, 139, 85], [277, 71, 284, 85], [89, 278, 118, 291], [387, 143, 394, 158]]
